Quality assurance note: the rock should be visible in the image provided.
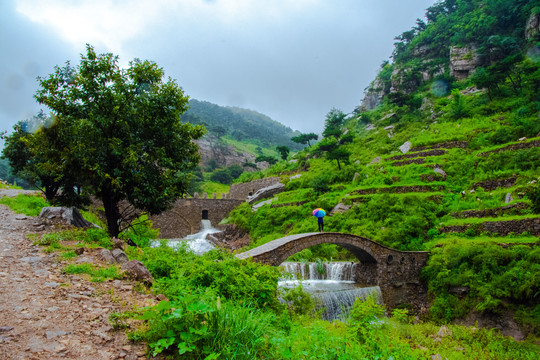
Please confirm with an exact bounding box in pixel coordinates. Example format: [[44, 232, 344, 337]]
[[248, 182, 286, 204], [45, 330, 67, 339], [97, 249, 116, 264], [526, 11, 540, 41], [518, 137, 527, 141], [365, 123, 376, 131], [252, 198, 273, 212], [111, 249, 129, 264], [289, 174, 302, 180], [399, 141, 412, 154], [0, 326, 13, 333], [449, 45, 482, 80], [112, 238, 125, 250], [437, 325, 452, 337], [330, 203, 351, 216], [383, 124, 395, 130], [431, 355, 442, 360], [352, 172, 360, 182], [39, 207, 98, 228], [74, 247, 85, 255], [433, 167, 447, 180], [505, 193, 513, 204], [122, 260, 153, 286], [367, 157, 381, 166]]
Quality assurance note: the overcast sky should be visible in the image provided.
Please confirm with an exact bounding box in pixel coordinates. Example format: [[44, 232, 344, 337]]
[[0, 0, 436, 138]]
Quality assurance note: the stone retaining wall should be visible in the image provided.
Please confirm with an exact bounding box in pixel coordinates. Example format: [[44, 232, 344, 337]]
[[388, 149, 446, 161], [393, 158, 426, 166], [452, 203, 530, 218], [270, 201, 309, 208], [352, 185, 444, 196], [477, 139, 540, 157], [439, 217, 540, 236], [411, 141, 468, 152], [472, 176, 516, 191]]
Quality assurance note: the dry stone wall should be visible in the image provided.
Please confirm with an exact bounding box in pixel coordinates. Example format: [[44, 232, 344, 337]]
[[439, 217, 540, 236]]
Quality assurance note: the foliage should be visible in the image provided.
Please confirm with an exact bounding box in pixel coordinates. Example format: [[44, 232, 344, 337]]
[[526, 182, 540, 214], [276, 145, 290, 160], [62, 263, 122, 282], [291, 133, 318, 147], [33, 45, 205, 237]]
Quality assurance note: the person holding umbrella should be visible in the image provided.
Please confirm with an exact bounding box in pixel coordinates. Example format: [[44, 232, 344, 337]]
[[313, 208, 326, 232]]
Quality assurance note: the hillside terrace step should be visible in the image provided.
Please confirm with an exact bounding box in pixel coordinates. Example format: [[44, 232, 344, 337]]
[[477, 139, 540, 157], [410, 141, 468, 152], [351, 184, 445, 196], [451, 203, 530, 218], [347, 194, 443, 203], [392, 158, 426, 166], [439, 216, 540, 236], [387, 149, 447, 161], [472, 176, 517, 191]]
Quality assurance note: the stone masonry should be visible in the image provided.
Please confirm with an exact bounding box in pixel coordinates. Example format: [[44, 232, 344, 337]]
[[149, 198, 243, 238], [236, 232, 430, 311]]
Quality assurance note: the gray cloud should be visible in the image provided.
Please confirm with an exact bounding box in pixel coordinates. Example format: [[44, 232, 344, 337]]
[[1, 0, 436, 137]]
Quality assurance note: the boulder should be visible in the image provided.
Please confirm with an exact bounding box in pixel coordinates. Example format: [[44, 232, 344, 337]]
[[367, 157, 381, 166], [252, 198, 273, 212], [330, 203, 351, 216], [39, 207, 98, 228], [97, 249, 116, 264], [248, 182, 286, 204], [433, 167, 447, 180], [449, 45, 482, 80], [399, 141, 412, 154], [111, 238, 125, 250], [111, 249, 129, 264], [122, 260, 153, 286]]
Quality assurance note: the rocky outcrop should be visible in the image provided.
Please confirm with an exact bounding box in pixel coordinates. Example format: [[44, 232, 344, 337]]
[[449, 45, 483, 80], [526, 11, 540, 41], [360, 78, 386, 111], [195, 135, 266, 171], [248, 183, 286, 204], [229, 177, 281, 200], [208, 224, 250, 251]]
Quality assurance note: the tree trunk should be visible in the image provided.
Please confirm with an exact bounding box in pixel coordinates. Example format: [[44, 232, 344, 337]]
[[336, 159, 341, 170], [101, 188, 120, 237]]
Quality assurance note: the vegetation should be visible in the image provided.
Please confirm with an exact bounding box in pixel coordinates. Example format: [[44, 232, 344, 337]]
[[3, 45, 205, 237]]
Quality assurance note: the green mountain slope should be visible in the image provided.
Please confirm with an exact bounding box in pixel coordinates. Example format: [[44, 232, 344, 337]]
[[226, 0, 540, 334], [182, 99, 301, 150]]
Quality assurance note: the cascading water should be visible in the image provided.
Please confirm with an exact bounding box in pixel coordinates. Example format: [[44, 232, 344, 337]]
[[279, 262, 382, 320], [151, 219, 220, 254]]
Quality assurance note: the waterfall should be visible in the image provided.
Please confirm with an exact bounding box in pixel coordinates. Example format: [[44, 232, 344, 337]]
[[151, 219, 220, 254], [279, 261, 382, 321], [280, 262, 357, 281]]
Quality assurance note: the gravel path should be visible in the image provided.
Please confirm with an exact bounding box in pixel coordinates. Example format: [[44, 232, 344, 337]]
[[0, 191, 151, 359]]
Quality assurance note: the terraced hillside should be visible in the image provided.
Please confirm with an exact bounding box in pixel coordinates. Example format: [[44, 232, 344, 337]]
[[225, 0, 540, 335]]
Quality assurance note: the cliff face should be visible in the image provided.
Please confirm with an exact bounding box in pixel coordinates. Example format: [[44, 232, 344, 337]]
[[195, 135, 268, 171]]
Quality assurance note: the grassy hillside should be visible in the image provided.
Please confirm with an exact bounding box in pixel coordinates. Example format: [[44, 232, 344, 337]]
[[225, 0, 540, 334]]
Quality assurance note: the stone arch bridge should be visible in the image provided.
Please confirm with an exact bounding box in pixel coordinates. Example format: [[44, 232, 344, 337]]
[[236, 232, 430, 311]]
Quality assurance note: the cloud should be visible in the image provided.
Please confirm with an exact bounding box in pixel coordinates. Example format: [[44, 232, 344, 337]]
[[2, 0, 437, 137]]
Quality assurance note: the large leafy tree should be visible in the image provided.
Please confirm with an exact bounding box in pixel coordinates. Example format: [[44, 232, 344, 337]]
[[34, 45, 205, 237]]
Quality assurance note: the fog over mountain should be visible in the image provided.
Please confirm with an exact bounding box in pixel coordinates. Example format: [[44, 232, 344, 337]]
[[0, 0, 436, 137]]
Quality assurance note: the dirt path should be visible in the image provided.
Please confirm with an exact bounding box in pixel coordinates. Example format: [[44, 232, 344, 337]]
[[0, 191, 150, 360]]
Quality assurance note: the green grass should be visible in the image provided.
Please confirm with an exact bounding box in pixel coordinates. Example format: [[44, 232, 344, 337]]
[[200, 181, 230, 198], [62, 263, 122, 282], [222, 136, 279, 158], [440, 213, 540, 226], [0, 193, 48, 216]]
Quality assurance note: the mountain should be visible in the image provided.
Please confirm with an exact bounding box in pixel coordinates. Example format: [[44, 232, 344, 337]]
[[181, 99, 302, 150]]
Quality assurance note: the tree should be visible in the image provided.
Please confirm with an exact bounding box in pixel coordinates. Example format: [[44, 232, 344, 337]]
[[291, 133, 318, 147], [322, 108, 347, 139], [255, 155, 277, 165], [276, 145, 290, 160], [34, 45, 205, 237], [318, 108, 351, 170]]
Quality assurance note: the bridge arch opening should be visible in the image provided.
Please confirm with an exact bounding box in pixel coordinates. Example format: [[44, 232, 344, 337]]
[[201, 209, 209, 220]]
